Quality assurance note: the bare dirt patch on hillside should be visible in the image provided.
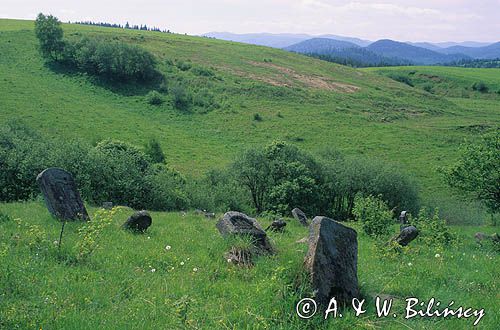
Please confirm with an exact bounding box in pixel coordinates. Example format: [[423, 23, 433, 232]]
[[247, 61, 360, 93]]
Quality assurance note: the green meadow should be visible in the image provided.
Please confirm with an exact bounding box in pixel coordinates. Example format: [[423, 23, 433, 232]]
[[0, 202, 498, 329], [0, 18, 499, 329]]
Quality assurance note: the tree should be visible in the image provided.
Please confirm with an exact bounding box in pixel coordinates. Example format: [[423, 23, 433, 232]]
[[34, 13, 65, 60], [232, 148, 270, 213], [443, 130, 500, 214]]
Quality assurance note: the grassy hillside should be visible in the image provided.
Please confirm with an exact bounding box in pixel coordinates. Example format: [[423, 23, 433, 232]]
[[0, 19, 499, 222], [0, 202, 498, 329]]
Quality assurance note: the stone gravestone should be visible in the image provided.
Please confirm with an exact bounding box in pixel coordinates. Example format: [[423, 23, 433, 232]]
[[123, 211, 152, 233], [399, 211, 409, 230], [102, 202, 113, 210], [216, 211, 273, 254], [265, 219, 287, 232], [304, 216, 359, 306], [393, 225, 419, 246], [291, 208, 308, 226], [36, 168, 89, 221]]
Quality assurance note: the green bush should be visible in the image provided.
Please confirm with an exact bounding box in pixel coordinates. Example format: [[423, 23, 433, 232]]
[[411, 208, 455, 248], [146, 90, 164, 105], [471, 81, 488, 93], [144, 138, 165, 163], [64, 36, 158, 82], [253, 113, 263, 121], [171, 84, 191, 110], [353, 194, 394, 238], [0, 123, 188, 211]]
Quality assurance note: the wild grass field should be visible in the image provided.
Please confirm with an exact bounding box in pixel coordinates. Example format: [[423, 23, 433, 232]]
[[0, 202, 498, 329], [0, 18, 499, 329]]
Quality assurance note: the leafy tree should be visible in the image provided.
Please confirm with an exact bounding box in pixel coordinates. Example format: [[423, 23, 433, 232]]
[[443, 130, 500, 214], [34, 13, 65, 60], [232, 148, 270, 213]]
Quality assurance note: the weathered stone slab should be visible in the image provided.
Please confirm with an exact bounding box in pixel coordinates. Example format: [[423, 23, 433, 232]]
[[123, 211, 152, 232], [36, 168, 89, 221], [265, 219, 287, 232], [393, 225, 419, 246], [291, 208, 308, 226], [102, 202, 113, 210], [399, 211, 410, 230], [216, 211, 273, 253], [304, 216, 359, 306]]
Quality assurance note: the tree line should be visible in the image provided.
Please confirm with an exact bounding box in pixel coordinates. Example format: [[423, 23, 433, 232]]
[[72, 20, 171, 33]]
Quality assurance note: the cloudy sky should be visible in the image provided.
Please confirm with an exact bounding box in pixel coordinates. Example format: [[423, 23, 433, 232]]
[[2, 0, 499, 42]]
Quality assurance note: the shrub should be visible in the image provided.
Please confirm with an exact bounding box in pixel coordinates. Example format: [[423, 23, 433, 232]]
[[64, 36, 158, 82], [471, 81, 488, 93], [171, 84, 191, 110], [442, 130, 500, 214], [191, 65, 214, 77], [411, 208, 455, 248], [175, 60, 192, 71], [387, 73, 413, 86], [253, 113, 263, 121], [144, 138, 165, 163], [146, 90, 164, 105], [353, 194, 394, 238]]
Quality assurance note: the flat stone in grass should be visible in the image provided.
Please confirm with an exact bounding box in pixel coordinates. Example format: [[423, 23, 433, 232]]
[[265, 219, 287, 232], [123, 210, 152, 233], [292, 208, 308, 226], [36, 168, 89, 221], [216, 211, 273, 254], [304, 216, 359, 306]]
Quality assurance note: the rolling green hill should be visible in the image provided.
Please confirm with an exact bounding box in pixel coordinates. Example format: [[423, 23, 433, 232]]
[[1, 19, 499, 223]]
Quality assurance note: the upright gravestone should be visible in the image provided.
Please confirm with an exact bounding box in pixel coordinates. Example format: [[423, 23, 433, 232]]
[[216, 211, 273, 254], [36, 168, 89, 221], [399, 211, 409, 230], [291, 208, 308, 226], [393, 226, 419, 246], [304, 216, 359, 306]]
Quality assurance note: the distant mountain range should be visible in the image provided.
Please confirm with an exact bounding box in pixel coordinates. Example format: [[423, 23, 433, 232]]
[[202, 32, 371, 48], [203, 32, 500, 66]]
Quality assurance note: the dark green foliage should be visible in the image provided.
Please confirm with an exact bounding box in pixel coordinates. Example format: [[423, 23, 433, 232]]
[[253, 113, 263, 121], [353, 194, 394, 237], [443, 130, 500, 214], [34, 13, 65, 60], [191, 65, 214, 77], [471, 81, 489, 93], [146, 90, 164, 105], [411, 208, 456, 247], [320, 154, 419, 220], [0, 123, 187, 211], [188, 169, 249, 213], [171, 84, 191, 110], [64, 36, 158, 81], [386, 72, 414, 86], [175, 60, 192, 71], [144, 138, 166, 164], [0, 211, 12, 223]]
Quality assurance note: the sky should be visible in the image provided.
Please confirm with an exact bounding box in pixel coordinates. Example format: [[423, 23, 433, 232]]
[[2, 0, 499, 42]]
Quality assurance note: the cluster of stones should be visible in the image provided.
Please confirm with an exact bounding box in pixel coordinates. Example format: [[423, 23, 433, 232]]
[[36, 167, 428, 310]]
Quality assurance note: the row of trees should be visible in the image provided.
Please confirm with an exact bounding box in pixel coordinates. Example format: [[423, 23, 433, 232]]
[[73, 21, 171, 33], [35, 13, 159, 82]]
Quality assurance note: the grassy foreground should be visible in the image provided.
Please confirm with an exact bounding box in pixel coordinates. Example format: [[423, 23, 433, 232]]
[[0, 202, 498, 329]]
